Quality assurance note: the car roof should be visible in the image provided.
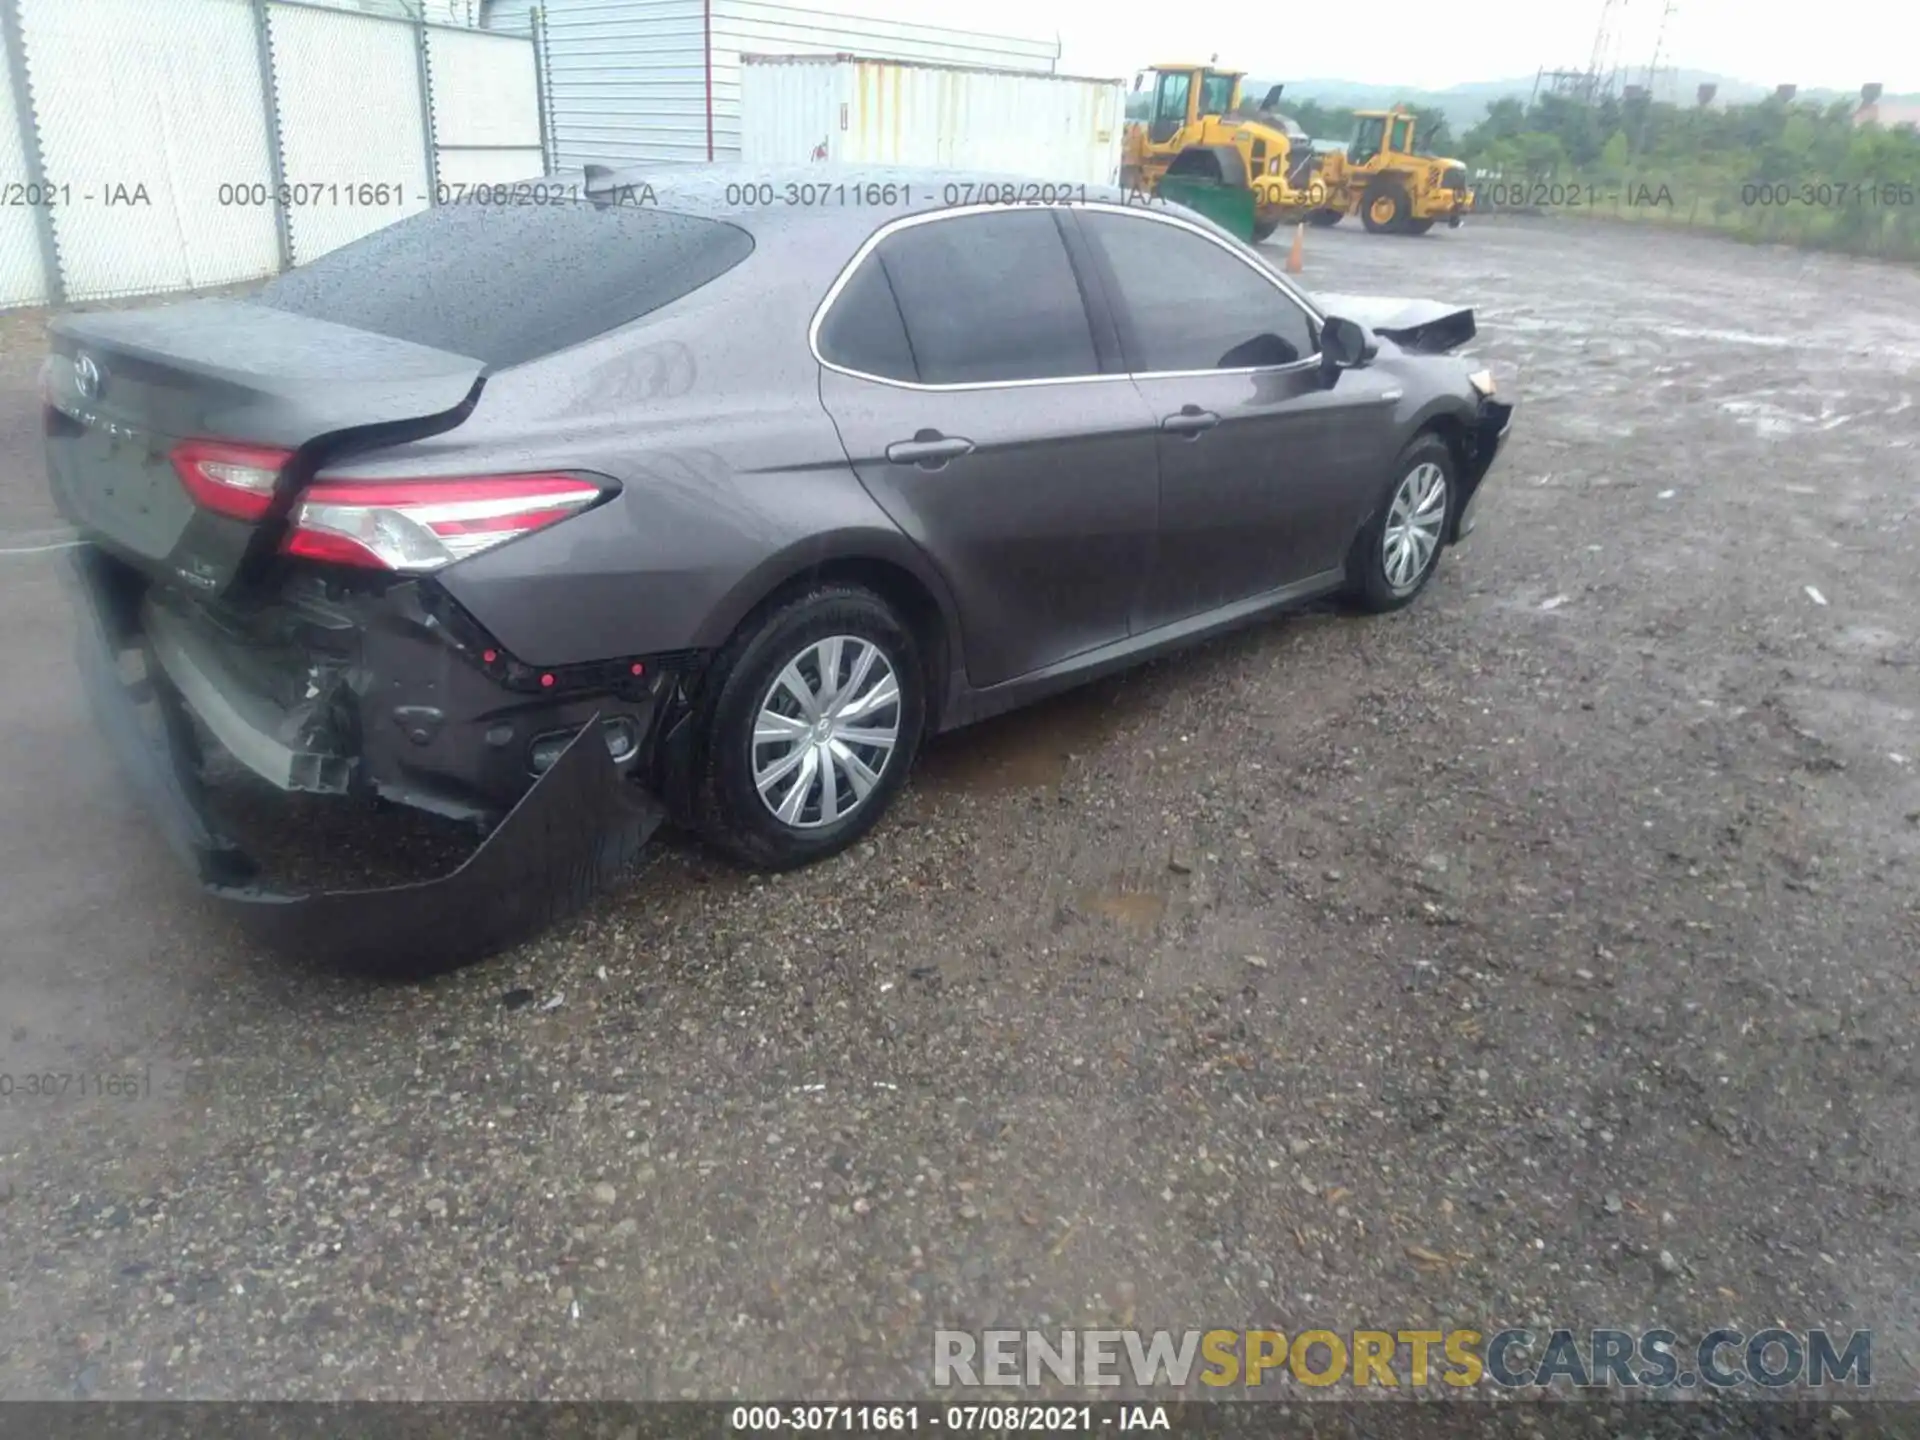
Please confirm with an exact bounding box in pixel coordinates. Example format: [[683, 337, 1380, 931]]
[[527, 162, 1302, 326], [559, 162, 1138, 232], [551, 162, 1284, 264]]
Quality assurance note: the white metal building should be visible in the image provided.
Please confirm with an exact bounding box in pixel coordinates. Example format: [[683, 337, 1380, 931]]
[[483, 0, 1060, 169]]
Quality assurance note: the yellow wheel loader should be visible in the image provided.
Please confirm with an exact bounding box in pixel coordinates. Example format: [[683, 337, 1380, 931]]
[[1120, 65, 1324, 242], [1307, 107, 1475, 234]]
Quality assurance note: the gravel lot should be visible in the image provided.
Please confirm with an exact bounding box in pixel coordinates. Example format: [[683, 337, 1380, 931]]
[[1, 215, 1917, 1407]]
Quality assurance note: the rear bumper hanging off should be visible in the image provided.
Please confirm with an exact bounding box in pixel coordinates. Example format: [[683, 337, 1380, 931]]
[[66, 549, 666, 973]]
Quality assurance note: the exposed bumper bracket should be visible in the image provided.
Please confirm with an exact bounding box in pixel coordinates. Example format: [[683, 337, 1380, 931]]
[[145, 597, 351, 795]]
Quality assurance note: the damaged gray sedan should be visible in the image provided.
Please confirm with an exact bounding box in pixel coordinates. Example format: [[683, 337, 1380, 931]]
[[45, 166, 1513, 971]]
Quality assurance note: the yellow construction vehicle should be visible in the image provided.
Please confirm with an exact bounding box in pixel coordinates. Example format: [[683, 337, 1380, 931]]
[[1305, 106, 1475, 234], [1120, 64, 1322, 241]]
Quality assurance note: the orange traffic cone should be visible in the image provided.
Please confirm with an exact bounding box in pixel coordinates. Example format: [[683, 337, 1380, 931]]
[[1285, 222, 1305, 274]]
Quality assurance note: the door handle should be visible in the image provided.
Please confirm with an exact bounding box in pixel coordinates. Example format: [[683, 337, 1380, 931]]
[[1160, 406, 1219, 437], [885, 433, 975, 467]]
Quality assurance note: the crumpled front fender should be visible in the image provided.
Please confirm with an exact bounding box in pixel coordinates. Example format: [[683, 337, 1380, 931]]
[[1311, 293, 1478, 355]]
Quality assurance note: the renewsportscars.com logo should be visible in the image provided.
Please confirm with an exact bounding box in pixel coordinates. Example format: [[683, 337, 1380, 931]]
[[932, 1327, 1872, 1391]]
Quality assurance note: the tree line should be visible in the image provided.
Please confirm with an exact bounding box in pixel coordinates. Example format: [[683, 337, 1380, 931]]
[[1282, 91, 1920, 261]]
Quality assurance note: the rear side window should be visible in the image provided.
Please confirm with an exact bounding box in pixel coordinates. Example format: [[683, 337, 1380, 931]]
[[816, 252, 916, 382], [255, 202, 754, 368], [1078, 210, 1317, 372], [821, 209, 1098, 385]]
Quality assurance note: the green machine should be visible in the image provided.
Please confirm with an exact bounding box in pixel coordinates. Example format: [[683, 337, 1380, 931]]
[[1153, 172, 1257, 241]]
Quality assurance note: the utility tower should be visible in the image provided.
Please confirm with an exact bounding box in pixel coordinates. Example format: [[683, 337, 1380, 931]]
[[1640, 0, 1679, 103], [1533, 0, 1629, 106], [1624, 0, 1677, 162]]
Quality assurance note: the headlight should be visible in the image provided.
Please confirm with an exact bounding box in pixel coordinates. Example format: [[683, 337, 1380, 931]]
[[1468, 368, 1496, 397]]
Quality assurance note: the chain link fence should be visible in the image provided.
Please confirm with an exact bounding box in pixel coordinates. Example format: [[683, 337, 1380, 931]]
[[0, 0, 49, 306], [267, 0, 434, 266], [0, 0, 542, 310]]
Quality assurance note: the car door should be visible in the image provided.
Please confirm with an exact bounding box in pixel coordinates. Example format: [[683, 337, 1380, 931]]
[[1067, 205, 1399, 632], [815, 206, 1161, 691], [1150, 70, 1192, 145]]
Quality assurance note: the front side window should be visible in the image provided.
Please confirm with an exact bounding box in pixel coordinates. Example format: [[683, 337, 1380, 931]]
[[1078, 211, 1316, 373], [1350, 116, 1386, 163], [819, 209, 1099, 386], [1151, 72, 1191, 143]]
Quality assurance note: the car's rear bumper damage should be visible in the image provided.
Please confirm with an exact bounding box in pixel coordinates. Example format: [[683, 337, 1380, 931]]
[[67, 547, 672, 973]]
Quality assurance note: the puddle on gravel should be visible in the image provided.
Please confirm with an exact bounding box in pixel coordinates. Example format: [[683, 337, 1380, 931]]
[[1082, 887, 1167, 929], [915, 675, 1137, 794]]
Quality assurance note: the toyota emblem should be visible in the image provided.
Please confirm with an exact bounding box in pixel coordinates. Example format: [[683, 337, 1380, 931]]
[[74, 353, 102, 401]]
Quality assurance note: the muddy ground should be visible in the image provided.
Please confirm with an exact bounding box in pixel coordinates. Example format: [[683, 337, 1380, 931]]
[[0, 216, 1917, 1407]]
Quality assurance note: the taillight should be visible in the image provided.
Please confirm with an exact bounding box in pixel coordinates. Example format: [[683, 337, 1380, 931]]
[[170, 439, 295, 521], [283, 473, 608, 572]]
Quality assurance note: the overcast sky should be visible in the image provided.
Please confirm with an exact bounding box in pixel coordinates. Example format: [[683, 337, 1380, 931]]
[[854, 0, 1916, 96]]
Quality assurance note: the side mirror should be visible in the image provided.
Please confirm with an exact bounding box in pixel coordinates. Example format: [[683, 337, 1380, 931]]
[[1319, 315, 1375, 384]]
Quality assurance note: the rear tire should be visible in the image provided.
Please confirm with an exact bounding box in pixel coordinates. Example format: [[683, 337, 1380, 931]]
[[1405, 218, 1435, 235], [691, 585, 926, 870], [1341, 435, 1456, 613]]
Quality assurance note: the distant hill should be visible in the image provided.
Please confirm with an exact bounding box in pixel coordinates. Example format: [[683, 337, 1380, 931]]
[[1247, 72, 1920, 134]]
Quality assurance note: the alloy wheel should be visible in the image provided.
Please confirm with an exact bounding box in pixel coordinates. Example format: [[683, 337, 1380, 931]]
[[1382, 461, 1447, 592], [750, 635, 902, 829]]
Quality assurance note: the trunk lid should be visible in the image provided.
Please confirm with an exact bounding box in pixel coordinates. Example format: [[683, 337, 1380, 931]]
[[45, 299, 484, 597]]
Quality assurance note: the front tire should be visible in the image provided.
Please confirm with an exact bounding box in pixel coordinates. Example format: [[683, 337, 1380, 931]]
[[1306, 207, 1344, 227], [1341, 435, 1455, 613], [692, 585, 926, 870], [1361, 181, 1410, 234]]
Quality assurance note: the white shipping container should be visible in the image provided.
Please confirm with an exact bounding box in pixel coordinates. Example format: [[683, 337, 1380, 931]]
[[741, 54, 1123, 186]]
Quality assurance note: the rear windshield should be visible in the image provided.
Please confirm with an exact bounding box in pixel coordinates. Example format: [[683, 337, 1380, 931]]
[[255, 201, 754, 368]]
